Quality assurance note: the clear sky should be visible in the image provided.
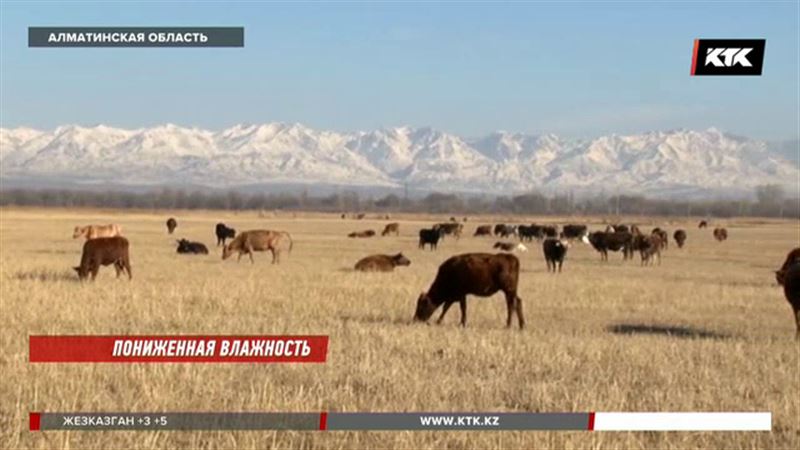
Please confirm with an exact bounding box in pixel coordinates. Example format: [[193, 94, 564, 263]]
[[0, 1, 798, 140]]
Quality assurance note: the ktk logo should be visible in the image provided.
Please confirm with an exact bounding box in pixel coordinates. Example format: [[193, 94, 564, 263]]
[[691, 39, 765, 76]]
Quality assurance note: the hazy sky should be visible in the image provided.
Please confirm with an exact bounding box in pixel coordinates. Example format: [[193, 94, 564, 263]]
[[1, 1, 798, 140]]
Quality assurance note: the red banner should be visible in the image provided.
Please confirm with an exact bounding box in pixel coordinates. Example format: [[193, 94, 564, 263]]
[[29, 335, 328, 363]]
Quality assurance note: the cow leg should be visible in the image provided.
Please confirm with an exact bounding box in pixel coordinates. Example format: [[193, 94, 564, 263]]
[[794, 306, 800, 340], [125, 259, 132, 280], [248, 249, 255, 264], [90, 263, 99, 281], [114, 261, 122, 278], [558, 260, 562, 272], [516, 296, 525, 329], [458, 297, 468, 327], [436, 301, 454, 324], [505, 294, 515, 327]]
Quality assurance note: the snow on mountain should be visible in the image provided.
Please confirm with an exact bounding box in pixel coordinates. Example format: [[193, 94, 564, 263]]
[[1, 123, 797, 198]]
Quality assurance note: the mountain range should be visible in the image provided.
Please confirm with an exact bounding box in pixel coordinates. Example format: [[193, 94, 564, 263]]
[[1, 123, 797, 199]]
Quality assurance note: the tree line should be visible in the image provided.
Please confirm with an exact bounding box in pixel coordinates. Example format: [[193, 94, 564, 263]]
[[0, 185, 797, 218]]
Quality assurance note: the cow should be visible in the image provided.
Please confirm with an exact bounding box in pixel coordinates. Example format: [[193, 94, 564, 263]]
[[517, 224, 543, 242], [73, 236, 131, 281], [166, 217, 177, 234], [585, 231, 633, 261], [606, 224, 629, 233], [222, 230, 293, 264], [652, 228, 669, 249], [542, 225, 558, 238], [348, 230, 376, 238], [381, 223, 400, 236], [474, 225, 492, 237], [699, 220, 708, 229], [413, 253, 524, 329], [639, 234, 662, 266], [560, 224, 587, 241], [356, 213, 366, 220], [215, 223, 236, 246], [673, 229, 687, 248], [493, 241, 517, 252], [713, 227, 728, 242], [354, 253, 411, 272], [543, 238, 569, 273], [418, 228, 442, 250], [176, 239, 208, 255], [435, 222, 463, 240], [775, 248, 800, 338], [494, 224, 516, 238], [630, 225, 642, 236], [72, 224, 123, 240]]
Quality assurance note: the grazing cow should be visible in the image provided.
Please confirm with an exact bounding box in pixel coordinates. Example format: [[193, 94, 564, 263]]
[[354, 253, 411, 272], [381, 223, 400, 236], [434, 222, 463, 240], [215, 223, 236, 246], [542, 225, 558, 238], [586, 231, 633, 261], [639, 235, 663, 266], [176, 239, 209, 255], [474, 225, 492, 237], [652, 228, 669, 249], [713, 227, 728, 242], [543, 238, 569, 273], [699, 220, 708, 229], [348, 230, 376, 238], [73, 236, 131, 281], [72, 224, 123, 240], [414, 253, 524, 329], [493, 241, 517, 252], [775, 248, 800, 338], [673, 229, 687, 248], [494, 224, 516, 238], [166, 217, 177, 234], [517, 224, 543, 242], [560, 224, 587, 241], [222, 230, 293, 264], [418, 228, 442, 250]]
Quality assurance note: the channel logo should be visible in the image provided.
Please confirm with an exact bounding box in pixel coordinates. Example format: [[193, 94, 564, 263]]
[[691, 39, 765, 76]]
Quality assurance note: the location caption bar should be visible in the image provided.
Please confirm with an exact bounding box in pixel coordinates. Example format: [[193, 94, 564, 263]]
[[29, 27, 244, 47], [29, 412, 771, 431]]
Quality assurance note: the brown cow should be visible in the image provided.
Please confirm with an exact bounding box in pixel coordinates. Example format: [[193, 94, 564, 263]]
[[640, 234, 663, 266], [775, 248, 800, 338], [414, 253, 524, 329], [652, 228, 668, 249], [73, 236, 131, 281], [348, 230, 376, 238], [713, 227, 728, 242], [698, 220, 708, 229], [354, 253, 411, 272], [474, 225, 492, 236], [72, 224, 123, 240], [222, 230, 293, 264], [166, 218, 177, 234], [673, 229, 687, 248], [381, 223, 400, 236]]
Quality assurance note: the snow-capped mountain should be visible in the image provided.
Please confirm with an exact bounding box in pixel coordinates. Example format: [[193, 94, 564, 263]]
[[1, 123, 797, 198]]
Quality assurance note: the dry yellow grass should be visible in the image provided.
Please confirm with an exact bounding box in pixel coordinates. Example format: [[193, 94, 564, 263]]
[[1, 207, 798, 449]]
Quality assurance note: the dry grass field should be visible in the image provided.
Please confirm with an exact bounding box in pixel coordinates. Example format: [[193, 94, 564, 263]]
[[1, 207, 798, 449]]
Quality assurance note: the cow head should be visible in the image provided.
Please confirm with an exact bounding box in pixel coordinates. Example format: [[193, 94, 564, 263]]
[[414, 292, 437, 322], [73, 265, 88, 280], [72, 226, 86, 239], [392, 253, 411, 267], [775, 269, 787, 286], [221, 243, 235, 260]]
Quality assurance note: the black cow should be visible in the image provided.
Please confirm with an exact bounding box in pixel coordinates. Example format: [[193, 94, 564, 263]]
[[560, 224, 587, 240], [673, 229, 687, 248], [543, 238, 569, 273], [418, 228, 442, 250], [166, 217, 177, 234], [586, 231, 633, 261], [542, 225, 558, 238], [176, 239, 209, 255], [215, 223, 236, 246], [517, 224, 543, 242], [494, 224, 516, 238]]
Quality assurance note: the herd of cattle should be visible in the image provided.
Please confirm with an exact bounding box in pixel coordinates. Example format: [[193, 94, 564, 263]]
[[66, 215, 798, 338]]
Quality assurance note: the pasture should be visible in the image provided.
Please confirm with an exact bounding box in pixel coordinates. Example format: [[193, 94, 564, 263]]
[[1, 208, 798, 449]]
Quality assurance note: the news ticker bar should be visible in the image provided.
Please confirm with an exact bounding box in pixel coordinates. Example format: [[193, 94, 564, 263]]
[[29, 412, 772, 431]]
